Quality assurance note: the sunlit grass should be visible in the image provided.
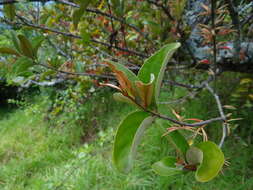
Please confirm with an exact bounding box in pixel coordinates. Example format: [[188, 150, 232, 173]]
[[0, 89, 252, 189]]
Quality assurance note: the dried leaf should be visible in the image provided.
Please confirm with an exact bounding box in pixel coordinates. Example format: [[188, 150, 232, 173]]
[[106, 62, 138, 98], [223, 105, 236, 110], [171, 109, 182, 121]]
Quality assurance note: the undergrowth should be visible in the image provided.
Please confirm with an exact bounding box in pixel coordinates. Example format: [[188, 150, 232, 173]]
[[0, 82, 252, 190]]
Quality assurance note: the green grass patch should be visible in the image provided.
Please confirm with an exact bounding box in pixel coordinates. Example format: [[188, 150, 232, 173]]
[[0, 88, 252, 189]]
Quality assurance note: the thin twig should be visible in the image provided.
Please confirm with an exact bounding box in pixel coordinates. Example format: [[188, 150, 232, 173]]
[[158, 91, 197, 105], [89, 44, 139, 69], [164, 72, 218, 90], [204, 83, 226, 120], [124, 94, 225, 127], [147, 109, 224, 127], [164, 80, 200, 89], [242, 13, 253, 26], [205, 83, 228, 147], [46, 37, 71, 59], [37, 63, 114, 79], [21, 78, 64, 88]]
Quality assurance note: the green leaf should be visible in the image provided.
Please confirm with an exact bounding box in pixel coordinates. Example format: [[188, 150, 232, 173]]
[[113, 111, 155, 173], [32, 36, 44, 57], [18, 35, 35, 59], [171, 0, 187, 20], [195, 141, 225, 182], [40, 70, 56, 80], [0, 47, 20, 56], [74, 61, 84, 72], [80, 30, 91, 44], [3, 4, 16, 21], [10, 31, 21, 53], [157, 120, 189, 158], [73, 8, 85, 29], [72, 0, 91, 29], [13, 56, 33, 76], [113, 92, 137, 107], [111, 0, 125, 17], [137, 43, 181, 105], [186, 146, 203, 165], [168, 130, 189, 157], [152, 156, 183, 176]]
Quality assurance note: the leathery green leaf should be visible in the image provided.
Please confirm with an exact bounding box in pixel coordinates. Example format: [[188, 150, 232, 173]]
[[0, 47, 20, 56], [72, 0, 91, 29], [195, 141, 225, 182], [156, 120, 189, 157], [10, 31, 21, 53], [3, 4, 15, 21], [137, 43, 181, 104], [152, 156, 183, 176], [168, 130, 189, 157], [169, 131, 189, 157], [18, 35, 35, 59], [72, 8, 84, 29], [13, 56, 33, 76], [32, 36, 44, 57], [113, 92, 137, 107], [113, 111, 155, 173]]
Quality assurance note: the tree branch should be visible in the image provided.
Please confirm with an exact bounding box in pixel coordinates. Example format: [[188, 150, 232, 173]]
[[146, 107, 224, 127], [37, 62, 114, 79], [46, 37, 71, 59], [21, 78, 64, 88], [12, 15, 148, 58], [242, 13, 253, 26], [158, 91, 198, 105], [224, 0, 241, 61], [205, 83, 228, 147], [164, 80, 200, 89], [211, 0, 217, 70], [123, 92, 225, 127]]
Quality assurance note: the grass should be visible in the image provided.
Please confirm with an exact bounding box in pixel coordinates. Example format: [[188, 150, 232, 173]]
[[0, 88, 252, 190]]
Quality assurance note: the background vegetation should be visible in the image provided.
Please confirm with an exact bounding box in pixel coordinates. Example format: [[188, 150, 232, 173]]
[[0, 84, 252, 189]]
